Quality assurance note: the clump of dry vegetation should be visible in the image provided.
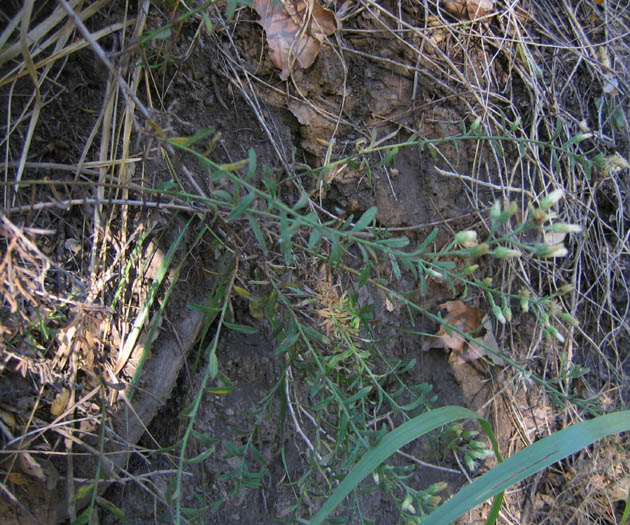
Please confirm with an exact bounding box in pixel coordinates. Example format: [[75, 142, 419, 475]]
[[0, 0, 629, 523]]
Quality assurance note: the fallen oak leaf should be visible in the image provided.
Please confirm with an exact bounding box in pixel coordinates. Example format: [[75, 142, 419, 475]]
[[454, 316, 505, 366], [253, 0, 339, 79], [422, 300, 483, 353], [443, 0, 495, 20], [422, 301, 505, 366]]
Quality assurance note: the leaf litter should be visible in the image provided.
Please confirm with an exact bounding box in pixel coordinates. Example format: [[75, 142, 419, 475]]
[[422, 301, 505, 366], [253, 0, 339, 79], [443, 0, 495, 19]]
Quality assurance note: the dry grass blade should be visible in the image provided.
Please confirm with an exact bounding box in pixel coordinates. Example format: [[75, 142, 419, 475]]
[[56, 0, 151, 121], [0, 0, 83, 67]]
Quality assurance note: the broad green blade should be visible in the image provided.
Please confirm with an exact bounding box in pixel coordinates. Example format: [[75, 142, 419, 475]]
[[422, 410, 630, 524], [310, 407, 630, 525], [309, 406, 492, 525]]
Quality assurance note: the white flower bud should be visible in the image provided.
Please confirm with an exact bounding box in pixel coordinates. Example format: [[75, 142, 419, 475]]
[[540, 189, 565, 211], [535, 243, 568, 258], [551, 222, 582, 233], [454, 230, 478, 248]]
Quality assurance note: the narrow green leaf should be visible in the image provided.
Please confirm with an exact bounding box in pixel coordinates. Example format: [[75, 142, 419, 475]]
[[293, 191, 309, 211], [185, 446, 216, 464], [178, 401, 195, 419], [427, 143, 438, 161], [150, 26, 171, 40], [227, 191, 256, 221], [191, 429, 220, 446], [209, 349, 218, 379], [96, 497, 127, 521], [223, 442, 245, 457], [397, 359, 417, 375], [310, 406, 491, 525], [396, 396, 428, 412], [554, 116, 563, 140], [329, 236, 343, 264], [205, 385, 235, 394], [344, 386, 372, 405], [308, 227, 322, 249], [303, 325, 331, 345], [550, 149, 560, 174], [423, 410, 630, 525], [276, 331, 300, 355], [181, 127, 216, 147], [225, 0, 238, 18], [280, 211, 293, 264], [201, 11, 213, 33], [377, 147, 398, 168], [249, 443, 268, 467], [380, 236, 409, 248], [154, 439, 183, 454], [412, 227, 439, 255], [490, 138, 504, 158], [124, 218, 192, 388], [612, 105, 628, 129], [359, 264, 370, 288], [389, 253, 401, 280], [247, 148, 257, 181], [351, 206, 378, 232], [247, 214, 268, 254], [223, 321, 257, 334], [74, 482, 97, 502], [186, 303, 221, 314], [620, 489, 630, 524]]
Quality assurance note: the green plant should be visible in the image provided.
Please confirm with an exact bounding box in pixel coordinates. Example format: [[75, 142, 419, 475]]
[[4, 1, 628, 523], [153, 120, 617, 523], [310, 407, 630, 524]]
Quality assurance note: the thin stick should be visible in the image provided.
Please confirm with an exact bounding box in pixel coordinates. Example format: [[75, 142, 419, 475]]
[[56, 0, 152, 122]]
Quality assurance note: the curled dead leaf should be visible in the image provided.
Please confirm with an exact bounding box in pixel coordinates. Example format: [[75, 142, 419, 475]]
[[385, 296, 395, 312], [50, 388, 70, 416], [454, 317, 505, 366], [253, 0, 339, 79], [8, 472, 28, 485], [443, 0, 495, 19], [422, 301, 504, 365], [422, 300, 483, 353]]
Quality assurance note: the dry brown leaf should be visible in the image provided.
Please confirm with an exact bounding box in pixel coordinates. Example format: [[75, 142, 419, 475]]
[[287, 100, 336, 159], [8, 472, 29, 485], [422, 301, 504, 365], [443, 0, 494, 19], [385, 296, 395, 312], [253, 0, 339, 79], [19, 452, 46, 482], [455, 317, 505, 366], [50, 388, 70, 417], [425, 300, 483, 352]]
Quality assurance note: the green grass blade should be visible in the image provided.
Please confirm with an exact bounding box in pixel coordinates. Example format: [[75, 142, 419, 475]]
[[620, 487, 630, 525], [311, 408, 630, 525], [117, 217, 192, 378], [422, 410, 630, 524], [309, 406, 486, 525]]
